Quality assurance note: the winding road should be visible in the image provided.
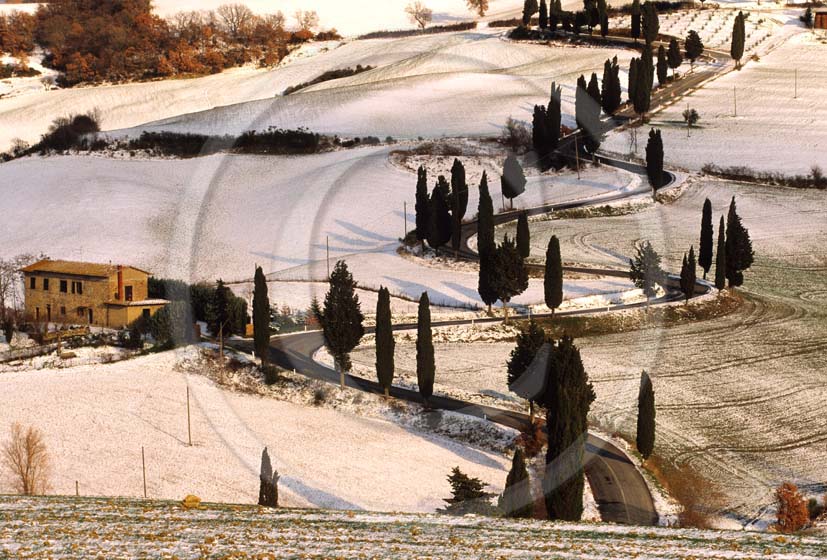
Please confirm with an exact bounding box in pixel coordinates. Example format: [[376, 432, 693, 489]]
[[227, 30, 729, 526]]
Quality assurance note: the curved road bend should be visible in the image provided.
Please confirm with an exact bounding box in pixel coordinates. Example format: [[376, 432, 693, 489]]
[[231, 282, 704, 526], [226, 35, 727, 526]]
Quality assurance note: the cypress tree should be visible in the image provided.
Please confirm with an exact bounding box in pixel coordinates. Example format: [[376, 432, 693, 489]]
[[575, 74, 588, 131], [715, 215, 727, 290], [628, 58, 639, 108], [477, 172, 498, 314], [645, 128, 664, 190], [516, 212, 531, 259], [253, 266, 270, 367], [507, 320, 547, 388], [725, 197, 754, 287], [601, 59, 613, 115], [587, 72, 602, 109], [699, 198, 714, 278], [507, 318, 547, 420], [375, 286, 395, 397], [549, 0, 560, 31], [414, 166, 430, 248], [633, 46, 654, 118], [574, 11, 586, 35], [491, 235, 529, 324], [731, 11, 745, 69], [587, 0, 600, 34], [316, 260, 365, 387], [501, 154, 527, 207], [600, 10, 609, 38], [642, 43, 655, 92], [667, 37, 683, 77], [451, 158, 468, 221], [641, 0, 659, 45], [548, 81, 562, 151], [542, 336, 595, 521], [501, 448, 534, 518], [450, 161, 467, 255], [532, 104, 549, 163], [656, 44, 668, 86], [258, 447, 279, 508], [428, 176, 452, 249], [679, 246, 697, 303], [544, 235, 564, 317], [685, 30, 704, 71], [416, 291, 435, 405], [601, 58, 621, 115], [636, 371, 656, 460], [577, 74, 602, 154], [539, 0, 549, 28], [631, 0, 641, 43], [629, 241, 664, 302], [523, 0, 539, 25]]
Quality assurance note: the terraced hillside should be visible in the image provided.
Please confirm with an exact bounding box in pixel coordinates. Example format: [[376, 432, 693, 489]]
[[2, 496, 826, 559]]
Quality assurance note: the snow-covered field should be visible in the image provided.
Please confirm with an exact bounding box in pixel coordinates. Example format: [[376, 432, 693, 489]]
[[114, 30, 636, 144], [0, 350, 511, 512], [3, 495, 827, 559], [0, 25, 636, 153], [604, 26, 826, 175], [0, 148, 642, 312], [495, 177, 827, 526]]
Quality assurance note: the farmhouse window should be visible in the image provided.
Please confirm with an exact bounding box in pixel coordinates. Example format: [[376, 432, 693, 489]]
[[60, 307, 66, 316], [29, 277, 35, 289], [60, 280, 68, 293], [125, 286, 133, 302], [72, 281, 83, 295], [43, 278, 50, 291]]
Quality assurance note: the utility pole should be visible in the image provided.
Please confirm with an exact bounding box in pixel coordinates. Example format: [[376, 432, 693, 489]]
[[141, 446, 147, 499], [794, 68, 798, 99], [733, 86, 737, 117], [186, 386, 192, 447], [326, 236, 330, 280], [403, 201, 408, 243]]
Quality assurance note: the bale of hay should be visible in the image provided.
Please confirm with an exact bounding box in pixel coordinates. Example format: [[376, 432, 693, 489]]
[[182, 495, 201, 509]]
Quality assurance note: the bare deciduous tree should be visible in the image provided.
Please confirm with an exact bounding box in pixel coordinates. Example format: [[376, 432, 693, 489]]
[[217, 3, 255, 38], [294, 9, 320, 31], [467, 0, 490, 16], [263, 11, 286, 31], [405, 2, 433, 30], [0, 254, 42, 322], [2, 423, 51, 495]]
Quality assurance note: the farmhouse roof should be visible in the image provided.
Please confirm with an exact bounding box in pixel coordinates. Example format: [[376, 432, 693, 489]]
[[20, 259, 152, 278]]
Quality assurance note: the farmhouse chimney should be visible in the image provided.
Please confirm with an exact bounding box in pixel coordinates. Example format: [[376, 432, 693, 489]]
[[117, 265, 124, 301]]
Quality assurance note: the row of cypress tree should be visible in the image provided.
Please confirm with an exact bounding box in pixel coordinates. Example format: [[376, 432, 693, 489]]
[[415, 158, 528, 251], [695, 196, 754, 291], [415, 161, 469, 254], [476, 172, 529, 321]]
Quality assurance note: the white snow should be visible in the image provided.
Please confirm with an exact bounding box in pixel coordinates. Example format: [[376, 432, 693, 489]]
[[111, 30, 636, 144], [603, 25, 826, 175], [0, 349, 510, 512]]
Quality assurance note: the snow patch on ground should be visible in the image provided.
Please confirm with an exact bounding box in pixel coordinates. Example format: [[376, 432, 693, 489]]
[[0, 348, 512, 512]]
